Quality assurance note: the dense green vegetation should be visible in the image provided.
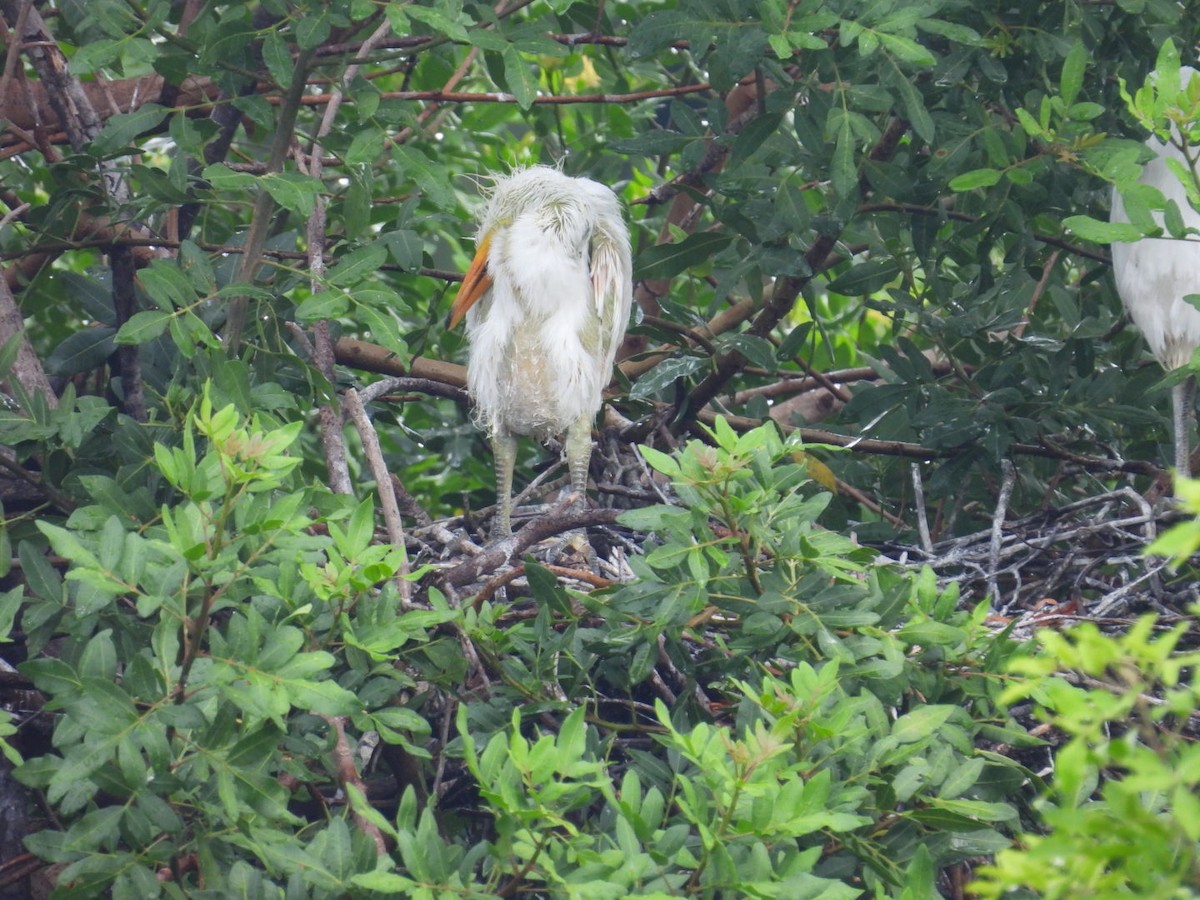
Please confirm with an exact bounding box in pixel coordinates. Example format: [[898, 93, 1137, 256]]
[[0, 0, 1198, 896]]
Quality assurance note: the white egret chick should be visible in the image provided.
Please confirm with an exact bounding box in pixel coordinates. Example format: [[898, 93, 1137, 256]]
[[449, 166, 633, 536], [1110, 65, 1200, 478]]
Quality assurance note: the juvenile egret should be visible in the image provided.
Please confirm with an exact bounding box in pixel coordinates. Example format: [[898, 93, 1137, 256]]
[[1110, 65, 1200, 478], [449, 166, 633, 536]]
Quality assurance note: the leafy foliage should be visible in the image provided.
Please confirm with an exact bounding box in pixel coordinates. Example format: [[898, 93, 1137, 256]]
[[2, 0, 1200, 896], [974, 614, 1200, 898], [13, 390, 451, 895], [9, 410, 1030, 896]]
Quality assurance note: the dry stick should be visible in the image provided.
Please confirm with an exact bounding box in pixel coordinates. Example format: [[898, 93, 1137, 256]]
[[835, 476, 907, 528], [223, 46, 316, 351], [1012, 248, 1061, 340], [315, 324, 352, 494], [0, 200, 27, 231], [911, 462, 933, 553], [441, 507, 623, 589], [988, 459, 1017, 606], [344, 387, 412, 606], [472, 562, 613, 610], [303, 19, 393, 496], [302, 82, 712, 108], [728, 364, 958, 404], [430, 697, 456, 805], [323, 714, 387, 856]]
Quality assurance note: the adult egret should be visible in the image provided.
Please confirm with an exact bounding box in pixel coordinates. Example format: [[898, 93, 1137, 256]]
[[448, 166, 633, 536], [1110, 65, 1200, 478]]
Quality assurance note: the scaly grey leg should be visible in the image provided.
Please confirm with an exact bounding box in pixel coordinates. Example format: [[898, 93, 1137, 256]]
[[491, 429, 518, 536], [1171, 375, 1197, 482], [564, 416, 594, 505]]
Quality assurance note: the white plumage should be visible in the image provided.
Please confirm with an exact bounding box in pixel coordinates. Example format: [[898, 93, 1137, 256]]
[[449, 166, 633, 535], [1110, 65, 1200, 477]]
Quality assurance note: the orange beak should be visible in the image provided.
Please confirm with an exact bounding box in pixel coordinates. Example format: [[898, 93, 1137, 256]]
[[448, 233, 494, 329]]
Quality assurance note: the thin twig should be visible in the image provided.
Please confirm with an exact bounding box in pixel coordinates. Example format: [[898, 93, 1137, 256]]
[[990, 459, 1017, 606], [323, 715, 387, 855], [345, 387, 413, 606], [911, 463, 933, 553]]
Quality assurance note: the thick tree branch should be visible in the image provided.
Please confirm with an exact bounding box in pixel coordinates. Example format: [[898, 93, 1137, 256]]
[[0, 273, 54, 409]]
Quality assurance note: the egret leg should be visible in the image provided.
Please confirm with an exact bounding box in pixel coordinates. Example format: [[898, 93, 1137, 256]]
[[1171, 375, 1197, 482], [491, 429, 518, 537], [564, 416, 594, 507]]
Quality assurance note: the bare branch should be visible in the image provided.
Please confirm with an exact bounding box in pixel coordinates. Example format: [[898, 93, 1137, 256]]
[[323, 715, 387, 856]]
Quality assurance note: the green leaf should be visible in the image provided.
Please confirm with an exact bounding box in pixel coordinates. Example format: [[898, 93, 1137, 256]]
[[263, 30, 293, 88], [383, 230, 424, 271], [405, 4, 471, 43], [827, 258, 902, 295], [635, 233, 733, 281], [46, 327, 117, 377], [0, 586, 17, 638], [629, 355, 706, 399], [637, 444, 681, 478], [261, 172, 320, 217], [353, 871, 417, 892], [139, 260, 199, 310], [730, 114, 783, 169], [90, 104, 167, 156], [617, 505, 681, 531], [610, 131, 694, 156], [285, 677, 361, 716], [949, 168, 1002, 191], [18, 541, 63, 603], [831, 119, 857, 197], [938, 756, 984, 799], [501, 45, 537, 110], [37, 522, 100, 568], [916, 19, 981, 44], [294, 10, 330, 50], [344, 127, 386, 166], [1060, 42, 1088, 108], [391, 146, 454, 209], [327, 245, 388, 287], [63, 806, 123, 853], [201, 163, 258, 191], [1063, 215, 1145, 244], [891, 705, 955, 742], [718, 333, 778, 371], [878, 33, 936, 67], [115, 310, 172, 345], [895, 75, 935, 143], [626, 10, 687, 57]]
